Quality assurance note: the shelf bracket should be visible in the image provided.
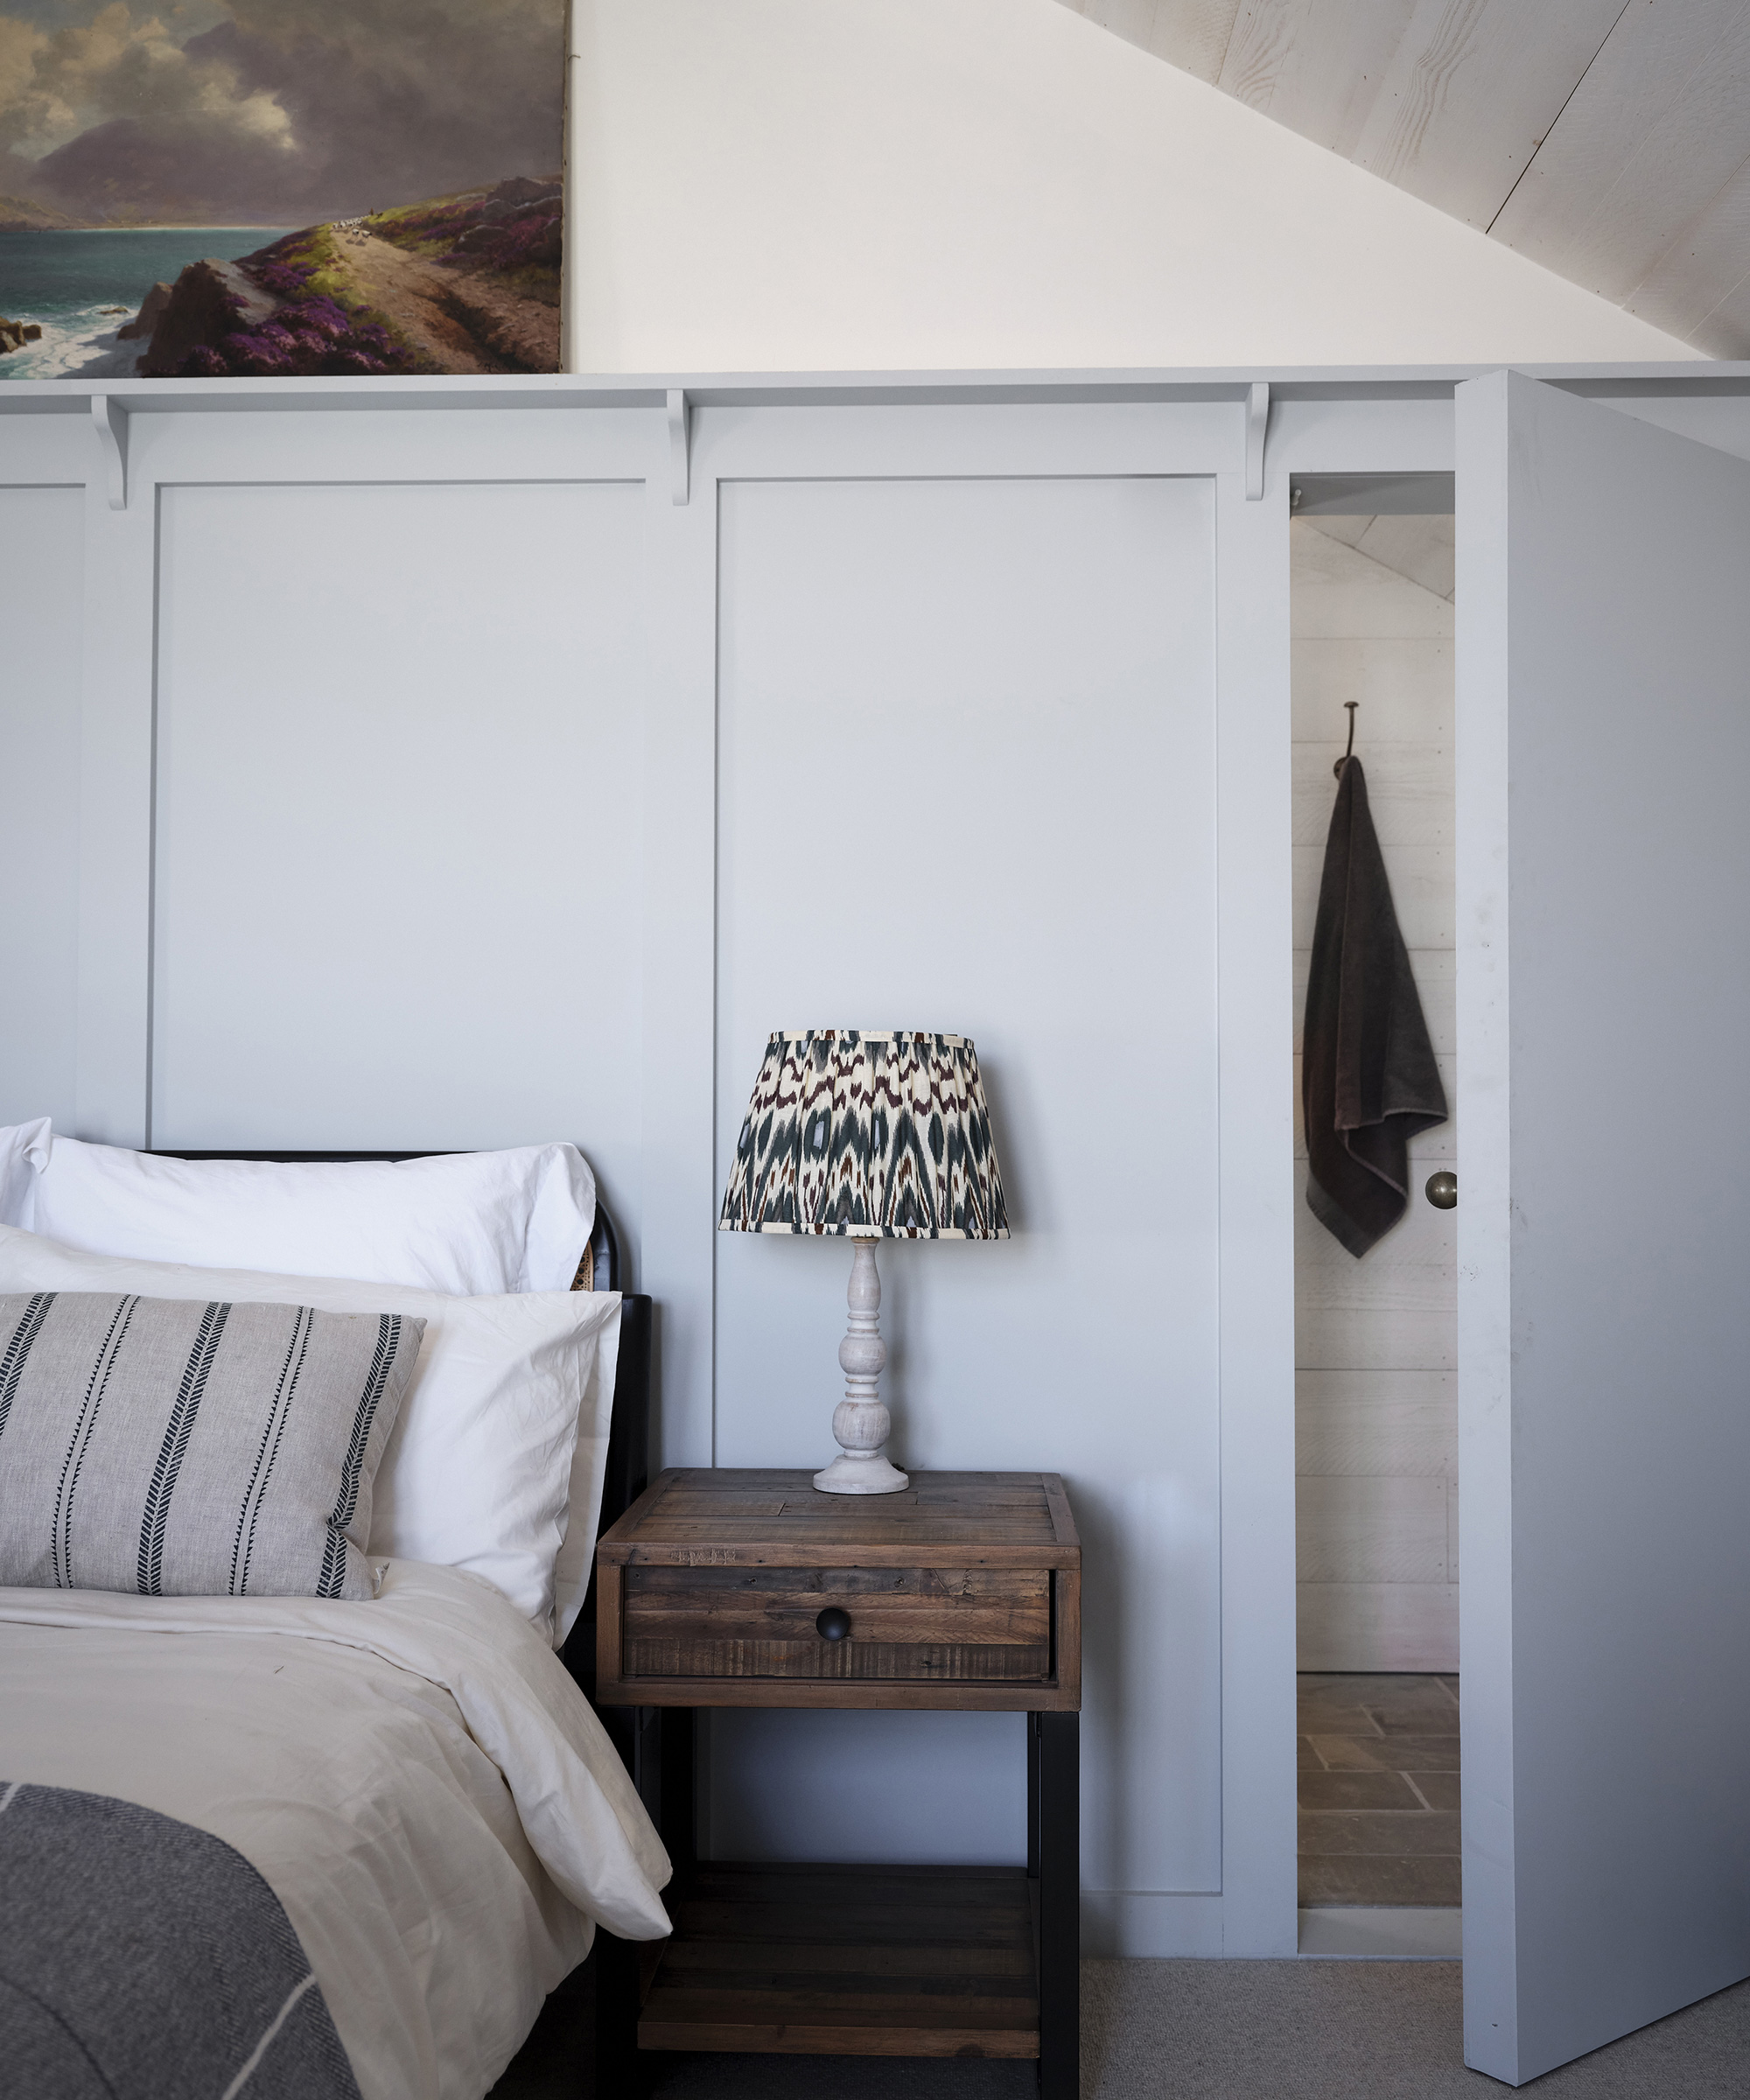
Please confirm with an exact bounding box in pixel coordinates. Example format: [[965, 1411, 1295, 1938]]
[[91, 393, 129, 511], [1244, 382, 1269, 502], [667, 388, 690, 506]]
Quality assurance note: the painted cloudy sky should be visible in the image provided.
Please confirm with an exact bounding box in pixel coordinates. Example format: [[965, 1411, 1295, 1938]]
[[0, 0, 564, 223]]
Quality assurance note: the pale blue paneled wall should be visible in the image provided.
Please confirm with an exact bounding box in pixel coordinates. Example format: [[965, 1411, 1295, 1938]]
[[0, 391, 1292, 1959], [710, 474, 1222, 1887], [149, 478, 648, 1249], [0, 484, 83, 1131]]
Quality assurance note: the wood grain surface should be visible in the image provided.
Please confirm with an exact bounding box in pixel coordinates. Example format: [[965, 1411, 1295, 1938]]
[[623, 1564, 1050, 1681], [593, 1468, 1082, 1710], [598, 1471, 1074, 1558], [639, 1862, 1040, 2058]]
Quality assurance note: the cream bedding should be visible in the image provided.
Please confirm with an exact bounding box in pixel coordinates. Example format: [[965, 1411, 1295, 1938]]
[[0, 1560, 671, 2100]]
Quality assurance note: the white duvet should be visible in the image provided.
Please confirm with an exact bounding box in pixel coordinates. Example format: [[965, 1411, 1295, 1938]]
[[0, 1560, 672, 2100]]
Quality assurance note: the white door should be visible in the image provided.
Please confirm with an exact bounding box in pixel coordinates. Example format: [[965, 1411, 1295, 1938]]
[[1456, 370, 1750, 2085]]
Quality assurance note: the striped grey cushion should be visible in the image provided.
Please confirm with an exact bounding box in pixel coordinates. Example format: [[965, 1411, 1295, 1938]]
[[0, 1292, 424, 1601]]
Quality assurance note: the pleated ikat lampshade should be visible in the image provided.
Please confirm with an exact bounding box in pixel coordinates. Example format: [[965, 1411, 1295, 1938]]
[[719, 1030, 1010, 1495], [718, 1030, 1008, 1241]]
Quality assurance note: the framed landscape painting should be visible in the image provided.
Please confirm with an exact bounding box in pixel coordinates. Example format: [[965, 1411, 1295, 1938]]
[[0, 0, 565, 379]]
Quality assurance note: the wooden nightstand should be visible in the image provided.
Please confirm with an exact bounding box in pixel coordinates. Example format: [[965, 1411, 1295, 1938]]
[[593, 1468, 1081, 2096]]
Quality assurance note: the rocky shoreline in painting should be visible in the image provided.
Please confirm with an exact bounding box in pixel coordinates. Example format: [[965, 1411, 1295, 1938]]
[[2, 176, 562, 379]]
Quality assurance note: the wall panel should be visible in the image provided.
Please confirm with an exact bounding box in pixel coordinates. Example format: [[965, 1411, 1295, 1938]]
[[711, 472, 1221, 1891], [0, 486, 83, 1130], [150, 479, 648, 1247]]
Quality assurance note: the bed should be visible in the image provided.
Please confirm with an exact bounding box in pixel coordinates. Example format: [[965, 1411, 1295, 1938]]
[[0, 1141, 671, 2100]]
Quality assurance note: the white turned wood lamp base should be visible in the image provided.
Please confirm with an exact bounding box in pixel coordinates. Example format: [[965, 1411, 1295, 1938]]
[[815, 1236, 909, 1495]]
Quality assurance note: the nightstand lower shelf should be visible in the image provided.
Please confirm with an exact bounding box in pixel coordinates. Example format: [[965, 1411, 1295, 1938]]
[[639, 1862, 1040, 2059]]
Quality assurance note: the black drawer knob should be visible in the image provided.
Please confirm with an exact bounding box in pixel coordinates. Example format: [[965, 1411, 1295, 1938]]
[[816, 1606, 852, 1642]]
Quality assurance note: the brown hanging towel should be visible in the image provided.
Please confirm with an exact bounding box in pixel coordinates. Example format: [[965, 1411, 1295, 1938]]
[[1303, 757, 1448, 1257]]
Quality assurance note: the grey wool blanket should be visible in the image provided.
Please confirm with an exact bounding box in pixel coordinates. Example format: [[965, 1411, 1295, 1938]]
[[1303, 758, 1448, 1257], [0, 1780, 360, 2100]]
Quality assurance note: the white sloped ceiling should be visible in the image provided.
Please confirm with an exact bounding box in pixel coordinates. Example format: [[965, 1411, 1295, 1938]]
[[1058, 0, 1750, 355]]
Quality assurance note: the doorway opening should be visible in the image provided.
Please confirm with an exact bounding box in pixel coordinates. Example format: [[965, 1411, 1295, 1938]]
[[1288, 474, 1459, 1959]]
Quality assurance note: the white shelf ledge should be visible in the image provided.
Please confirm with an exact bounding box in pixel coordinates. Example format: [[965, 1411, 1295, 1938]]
[[0, 361, 1745, 418]]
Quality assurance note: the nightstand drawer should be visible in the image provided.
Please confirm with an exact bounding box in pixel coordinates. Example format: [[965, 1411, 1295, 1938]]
[[621, 1564, 1052, 1683]]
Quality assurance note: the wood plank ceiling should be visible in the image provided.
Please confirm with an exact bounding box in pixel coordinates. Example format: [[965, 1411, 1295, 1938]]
[[1057, 0, 1750, 354]]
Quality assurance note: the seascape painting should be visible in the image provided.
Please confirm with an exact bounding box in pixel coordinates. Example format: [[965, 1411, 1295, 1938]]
[[0, 0, 565, 379]]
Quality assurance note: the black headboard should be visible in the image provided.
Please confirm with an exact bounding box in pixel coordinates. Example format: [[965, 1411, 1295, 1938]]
[[146, 1149, 651, 1695]]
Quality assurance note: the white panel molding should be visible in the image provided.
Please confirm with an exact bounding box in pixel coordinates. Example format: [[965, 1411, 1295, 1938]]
[[74, 479, 158, 1146], [122, 404, 652, 486], [640, 413, 718, 1466], [1453, 366, 1518, 2077], [1214, 438, 1296, 1955], [1271, 394, 1457, 477], [0, 416, 92, 486], [696, 398, 1236, 480]]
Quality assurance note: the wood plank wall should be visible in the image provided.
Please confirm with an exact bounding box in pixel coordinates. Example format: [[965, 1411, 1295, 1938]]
[[1292, 514, 1457, 1674]]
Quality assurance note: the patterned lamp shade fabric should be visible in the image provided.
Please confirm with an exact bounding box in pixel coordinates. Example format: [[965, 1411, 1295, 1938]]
[[719, 1031, 1009, 1240]]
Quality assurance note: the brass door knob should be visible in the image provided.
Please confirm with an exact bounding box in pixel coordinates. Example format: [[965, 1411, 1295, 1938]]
[[816, 1606, 852, 1642], [1425, 1172, 1458, 1209]]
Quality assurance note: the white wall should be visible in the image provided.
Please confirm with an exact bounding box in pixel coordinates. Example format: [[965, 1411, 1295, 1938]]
[[568, 0, 1701, 373]]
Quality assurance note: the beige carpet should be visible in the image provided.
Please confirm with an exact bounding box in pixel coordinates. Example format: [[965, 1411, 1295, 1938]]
[[642, 1960, 1750, 2096]]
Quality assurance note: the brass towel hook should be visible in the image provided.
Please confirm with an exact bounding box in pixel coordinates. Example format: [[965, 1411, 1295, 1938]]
[[1333, 702, 1358, 780]]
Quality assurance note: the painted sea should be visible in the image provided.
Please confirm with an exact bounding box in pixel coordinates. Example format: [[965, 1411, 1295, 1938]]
[[0, 229, 290, 380]]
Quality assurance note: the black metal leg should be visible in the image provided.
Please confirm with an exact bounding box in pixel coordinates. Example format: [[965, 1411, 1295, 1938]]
[[592, 1709, 696, 2096], [592, 1706, 691, 2097], [1027, 1713, 1041, 1879], [656, 1707, 696, 1873], [592, 1928, 644, 2097], [1032, 1712, 1079, 2099]]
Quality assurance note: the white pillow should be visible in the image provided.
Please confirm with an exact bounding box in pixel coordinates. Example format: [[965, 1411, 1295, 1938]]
[[9, 1126, 595, 1297], [0, 1118, 47, 1231], [0, 1224, 621, 1644]]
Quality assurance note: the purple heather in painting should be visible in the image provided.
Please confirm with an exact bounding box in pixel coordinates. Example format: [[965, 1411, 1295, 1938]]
[[0, 0, 564, 378]]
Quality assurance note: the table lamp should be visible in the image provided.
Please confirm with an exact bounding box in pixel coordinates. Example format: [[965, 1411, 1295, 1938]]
[[719, 1029, 1010, 1494]]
